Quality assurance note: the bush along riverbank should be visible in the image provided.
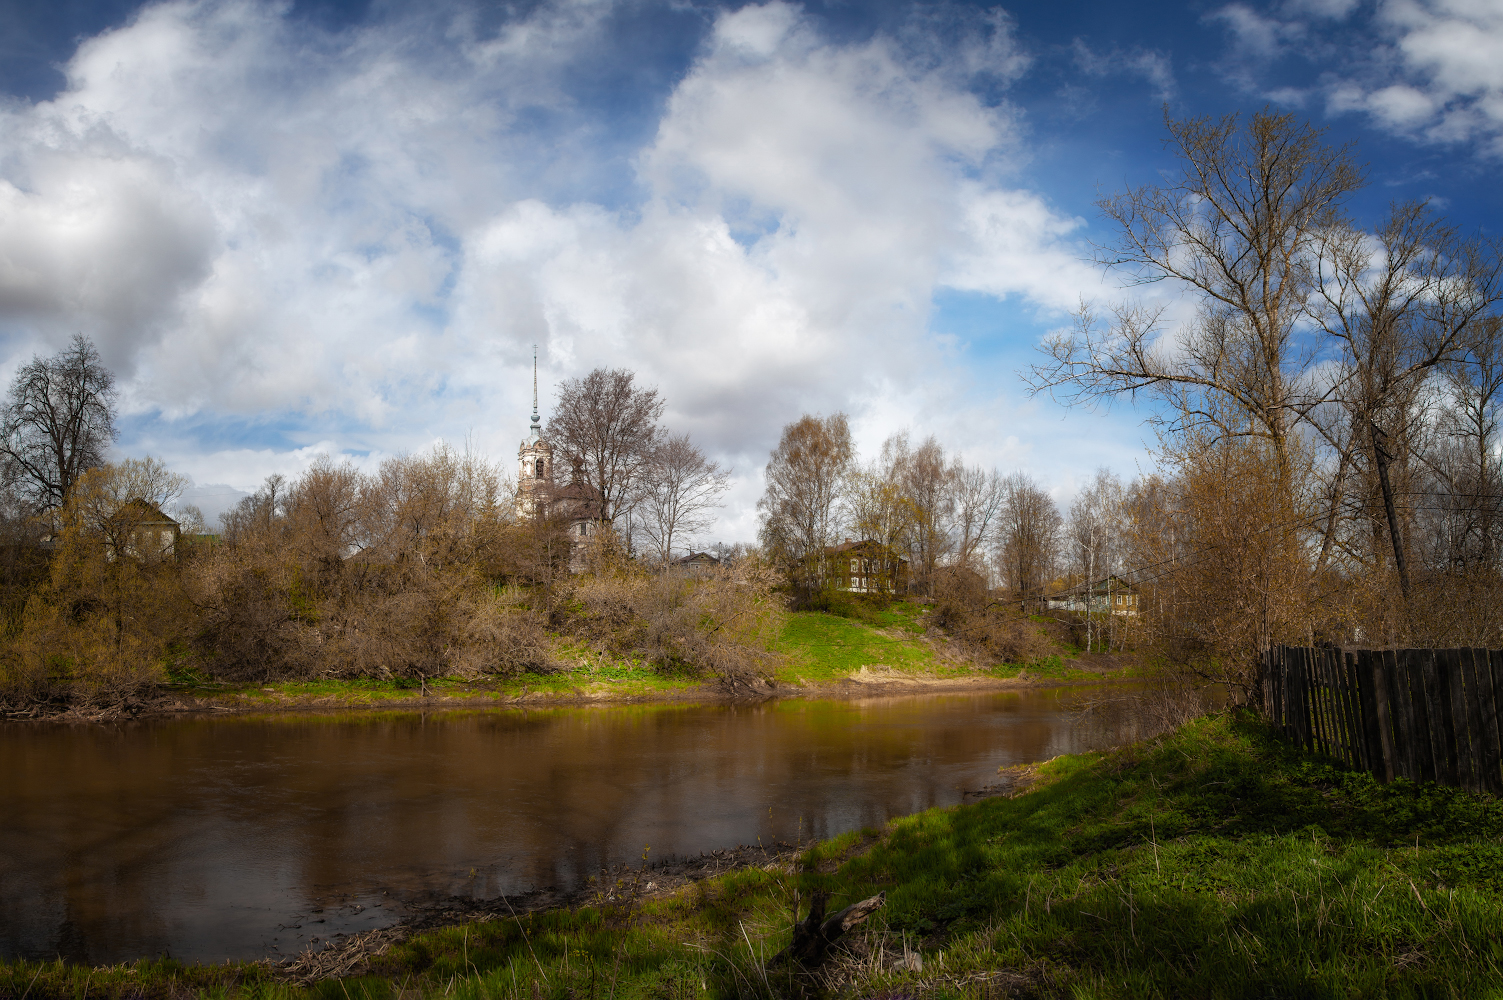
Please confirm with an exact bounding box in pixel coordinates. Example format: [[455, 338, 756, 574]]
[[10, 710, 1503, 998], [10, 595, 1112, 720]]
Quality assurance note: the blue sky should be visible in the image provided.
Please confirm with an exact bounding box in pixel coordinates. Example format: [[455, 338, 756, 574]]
[[0, 0, 1499, 536]]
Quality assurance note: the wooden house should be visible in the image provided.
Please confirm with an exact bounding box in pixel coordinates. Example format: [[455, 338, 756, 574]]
[[108, 500, 180, 561], [1044, 575, 1139, 616], [826, 538, 908, 595], [670, 551, 721, 576]]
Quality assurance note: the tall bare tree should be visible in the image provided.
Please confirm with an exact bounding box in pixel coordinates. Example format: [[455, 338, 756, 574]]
[[1066, 469, 1124, 650], [951, 460, 1006, 572], [1, 335, 118, 514], [897, 434, 956, 594], [1306, 202, 1502, 582], [996, 473, 1060, 609], [1030, 109, 1365, 481], [757, 413, 853, 587], [548, 368, 664, 525], [636, 434, 731, 563]]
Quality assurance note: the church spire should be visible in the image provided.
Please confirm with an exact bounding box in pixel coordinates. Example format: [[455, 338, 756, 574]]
[[527, 344, 542, 442]]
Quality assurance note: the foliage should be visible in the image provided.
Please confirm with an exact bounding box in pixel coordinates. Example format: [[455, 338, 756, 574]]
[[927, 568, 1054, 666], [0, 460, 192, 709], [757, 413, 854, 592], [564, 562, 785, 685]]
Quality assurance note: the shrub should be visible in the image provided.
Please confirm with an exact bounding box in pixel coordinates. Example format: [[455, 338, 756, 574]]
[[567, 563, 785, 684], [928, 568, 1052, 664]]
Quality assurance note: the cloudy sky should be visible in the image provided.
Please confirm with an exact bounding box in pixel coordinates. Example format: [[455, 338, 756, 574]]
[[0, 0, 1500, 538]]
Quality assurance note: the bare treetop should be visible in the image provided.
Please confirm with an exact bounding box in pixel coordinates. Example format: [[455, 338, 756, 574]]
[[547, 368, 664, 524], [1, 334, 118, 515], [758, 413, 853, 581], [1031, 109, 1366, 475]]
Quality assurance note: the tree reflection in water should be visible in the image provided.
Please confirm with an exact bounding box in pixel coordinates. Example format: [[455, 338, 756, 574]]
[[0, 687, 1160, 964]]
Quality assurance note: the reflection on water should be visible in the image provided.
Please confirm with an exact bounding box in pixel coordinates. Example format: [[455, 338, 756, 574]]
[[1, 688, 1150, 964]]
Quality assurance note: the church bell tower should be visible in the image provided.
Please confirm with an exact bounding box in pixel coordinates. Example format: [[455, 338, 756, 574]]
[[517, 346, 553, 517]]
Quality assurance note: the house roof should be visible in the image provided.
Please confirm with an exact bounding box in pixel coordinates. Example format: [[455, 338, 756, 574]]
[[827, 538, 908, 561], [114, 498, 179, 526], [1046, 575, 1136, 599], [673, 551, 719, 565]]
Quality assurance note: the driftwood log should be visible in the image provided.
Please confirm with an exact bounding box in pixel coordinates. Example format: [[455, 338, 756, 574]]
[[771, 890, 886, 968]]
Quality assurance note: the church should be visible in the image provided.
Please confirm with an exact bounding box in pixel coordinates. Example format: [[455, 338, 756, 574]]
[[516, 354, 606, 561]]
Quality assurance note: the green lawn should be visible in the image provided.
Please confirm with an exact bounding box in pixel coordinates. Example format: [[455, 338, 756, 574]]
[[774, 609, 939, 682], [17, 711, 1503, 998]]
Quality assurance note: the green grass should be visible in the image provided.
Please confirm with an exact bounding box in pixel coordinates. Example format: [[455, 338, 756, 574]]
[[163, 597, 1130, 713], [170, 606, 1114, 709], [17, 711, 1503, 998], [774, 610, 938, 682]]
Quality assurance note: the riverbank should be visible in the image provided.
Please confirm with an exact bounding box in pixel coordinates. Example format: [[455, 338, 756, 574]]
[[7, 608, 1126, 722], [9, 710, 1503, 998]]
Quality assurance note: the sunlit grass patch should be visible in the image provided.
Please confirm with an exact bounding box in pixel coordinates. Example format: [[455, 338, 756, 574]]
[[774, 611, 937, 683]]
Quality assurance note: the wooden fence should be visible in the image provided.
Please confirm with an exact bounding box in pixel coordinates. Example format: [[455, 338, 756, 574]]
[[1265, 646, 1503, 794]]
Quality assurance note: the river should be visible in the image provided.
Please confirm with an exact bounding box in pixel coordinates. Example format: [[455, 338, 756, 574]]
[[0, 687, 1153, 965]]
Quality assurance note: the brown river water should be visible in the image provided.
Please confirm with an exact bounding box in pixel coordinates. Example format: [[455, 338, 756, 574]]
[[0, 687, 1154, 965]]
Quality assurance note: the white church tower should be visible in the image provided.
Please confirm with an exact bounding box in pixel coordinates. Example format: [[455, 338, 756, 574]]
[[517, 346, 554, 517]]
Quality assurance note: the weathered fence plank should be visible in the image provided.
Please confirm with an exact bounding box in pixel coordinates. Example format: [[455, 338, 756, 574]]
[[1487, 650, 1503, 794], [1405, 649, 1436, 782], [1346, 646, 1370, 763], [1267, 644, 1503, 794], [1429, 651, 1460, 787], [1383, 649, 1412, 781], [1460, 650, 1488, 793], [1446, 650, 1478, 791]]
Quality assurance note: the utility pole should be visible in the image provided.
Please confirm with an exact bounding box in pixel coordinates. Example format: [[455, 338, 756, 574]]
[[1371, 422, 1412, 600]]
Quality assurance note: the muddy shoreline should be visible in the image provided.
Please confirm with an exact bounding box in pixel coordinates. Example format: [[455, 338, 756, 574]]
[[270, 761, 1050, 986], [3, 662, 1131, 724]]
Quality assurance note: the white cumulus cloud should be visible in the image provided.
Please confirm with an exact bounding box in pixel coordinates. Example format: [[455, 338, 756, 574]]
[[0, 0, 1119, 541]]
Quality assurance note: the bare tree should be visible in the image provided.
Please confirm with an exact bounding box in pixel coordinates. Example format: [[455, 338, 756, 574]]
[[66, 456, 189, 559], [951, 460, 1006, 572], [547, 368, 664, 525], [1065, 469, 1123, 650], [637, 434, 731, 563], [1432, 317, 1503, 572], [1029, 110, 1365, 481], [995, 473, 1060, 609], [1, 335, 118, 514], [897, 434, 956, 594], [843, 450, 920, 595], [1306, 203, 1502, 583], [757, 413, 854, 587]]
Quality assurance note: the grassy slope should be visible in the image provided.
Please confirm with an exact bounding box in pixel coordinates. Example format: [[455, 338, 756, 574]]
[[14, 712, 1503, 998], [172, 602, 1093, 709]]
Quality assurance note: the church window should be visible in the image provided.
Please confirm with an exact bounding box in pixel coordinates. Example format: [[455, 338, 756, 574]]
[[536, 459, 545, 479]]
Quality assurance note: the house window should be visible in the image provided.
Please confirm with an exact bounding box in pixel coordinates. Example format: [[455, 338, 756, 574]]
[[580, 522, 588, 536]]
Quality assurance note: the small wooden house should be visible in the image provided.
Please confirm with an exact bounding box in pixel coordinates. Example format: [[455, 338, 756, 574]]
[[108, 500, 180, 561], [1045, 575, 1139, 616], [670, 551, 721, 576]]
